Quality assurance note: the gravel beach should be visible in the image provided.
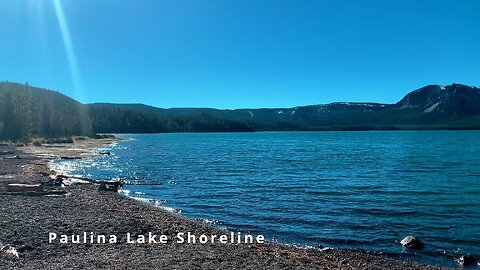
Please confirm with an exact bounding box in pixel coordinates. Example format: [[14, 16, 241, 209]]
[[0, 139, 445, 270]]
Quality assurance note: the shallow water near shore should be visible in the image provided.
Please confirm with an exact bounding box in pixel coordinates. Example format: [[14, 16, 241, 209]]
[[51, 131, 480, 268]]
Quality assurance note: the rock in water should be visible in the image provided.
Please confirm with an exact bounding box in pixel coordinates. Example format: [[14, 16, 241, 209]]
[[400, 236, 425, 250], [456, 255, 477, 266]]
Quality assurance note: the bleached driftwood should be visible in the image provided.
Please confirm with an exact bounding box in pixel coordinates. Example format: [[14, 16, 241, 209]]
[[6, 184, 43, 193]]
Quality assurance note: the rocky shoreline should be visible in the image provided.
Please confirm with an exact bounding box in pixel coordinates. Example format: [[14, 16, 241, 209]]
[[0, 138, 445, 269]]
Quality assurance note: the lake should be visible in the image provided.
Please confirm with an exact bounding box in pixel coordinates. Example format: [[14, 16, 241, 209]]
[[52, 131, 480, 268]]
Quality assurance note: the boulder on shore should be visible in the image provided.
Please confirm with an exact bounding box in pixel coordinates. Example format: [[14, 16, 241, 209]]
[[400, 236, 425, 250]]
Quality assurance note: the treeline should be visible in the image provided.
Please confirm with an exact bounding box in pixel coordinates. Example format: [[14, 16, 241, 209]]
[[0, 82, 93, 141], [0, 82, 252, 141], [88, 105, 253, 133], [2, 81, 479, 141]]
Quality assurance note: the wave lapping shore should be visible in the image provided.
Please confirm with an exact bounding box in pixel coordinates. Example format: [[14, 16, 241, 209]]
[[0, 138, 445, 269]]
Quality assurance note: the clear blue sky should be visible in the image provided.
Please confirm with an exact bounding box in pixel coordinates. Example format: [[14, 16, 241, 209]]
[[1, 0, 479, 109]]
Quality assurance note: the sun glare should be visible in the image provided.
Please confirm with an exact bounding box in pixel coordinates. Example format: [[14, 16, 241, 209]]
[[52, 0, 83, 101]]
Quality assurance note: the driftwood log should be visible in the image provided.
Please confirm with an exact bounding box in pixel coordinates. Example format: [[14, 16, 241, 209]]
[[98, 180, 123, 192]]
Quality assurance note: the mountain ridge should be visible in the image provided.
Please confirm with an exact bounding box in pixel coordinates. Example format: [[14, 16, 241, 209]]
[[88, 83, 477, 111], [87, 83, 480, 130], [1, 82, 480, 141]]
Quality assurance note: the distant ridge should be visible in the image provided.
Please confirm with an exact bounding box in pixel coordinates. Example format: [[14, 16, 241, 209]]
[[89, 83, 480, 131], [1, 82, 480, 140], [396, 84, 480, 115]]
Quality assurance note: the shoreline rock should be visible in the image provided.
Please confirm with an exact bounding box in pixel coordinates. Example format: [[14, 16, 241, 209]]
[[400, 236, 425, 250], [456, 255, 477, 266]]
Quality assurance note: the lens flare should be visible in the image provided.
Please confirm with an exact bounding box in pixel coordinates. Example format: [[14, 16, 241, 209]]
[[52, 0, 83, 100]]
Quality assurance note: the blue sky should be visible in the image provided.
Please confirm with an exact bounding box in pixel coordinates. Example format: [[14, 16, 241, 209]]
[[1, 0, 479, 109]]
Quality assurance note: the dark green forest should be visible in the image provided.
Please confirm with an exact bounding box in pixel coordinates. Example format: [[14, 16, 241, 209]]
[[0, 82, 93, 141], [88, 105, 253, 133], [1, 82, 480, 142]]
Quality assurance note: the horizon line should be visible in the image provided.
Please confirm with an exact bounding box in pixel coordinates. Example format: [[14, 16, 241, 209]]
[[1, 80, 478, 111]]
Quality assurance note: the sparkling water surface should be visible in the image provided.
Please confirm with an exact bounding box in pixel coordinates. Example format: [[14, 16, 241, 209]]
[[52, 131, 480, 268]]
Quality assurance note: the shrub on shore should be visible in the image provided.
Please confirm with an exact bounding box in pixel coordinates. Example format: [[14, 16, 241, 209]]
[[1, 135, 112, 147], [29, 136, 75, 146], [95, 134, 116, 139], [31, 138, 43, 146]]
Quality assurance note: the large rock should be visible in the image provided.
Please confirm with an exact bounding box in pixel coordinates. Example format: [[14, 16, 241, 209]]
[[400, 236, 425, 250], [456, 255, 477, 266]]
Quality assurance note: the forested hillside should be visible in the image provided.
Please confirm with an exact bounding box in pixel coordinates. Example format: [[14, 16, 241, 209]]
[[88, 104, 253, 133], [0, 82, 252, 141], [0, 82, 93, 141]]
